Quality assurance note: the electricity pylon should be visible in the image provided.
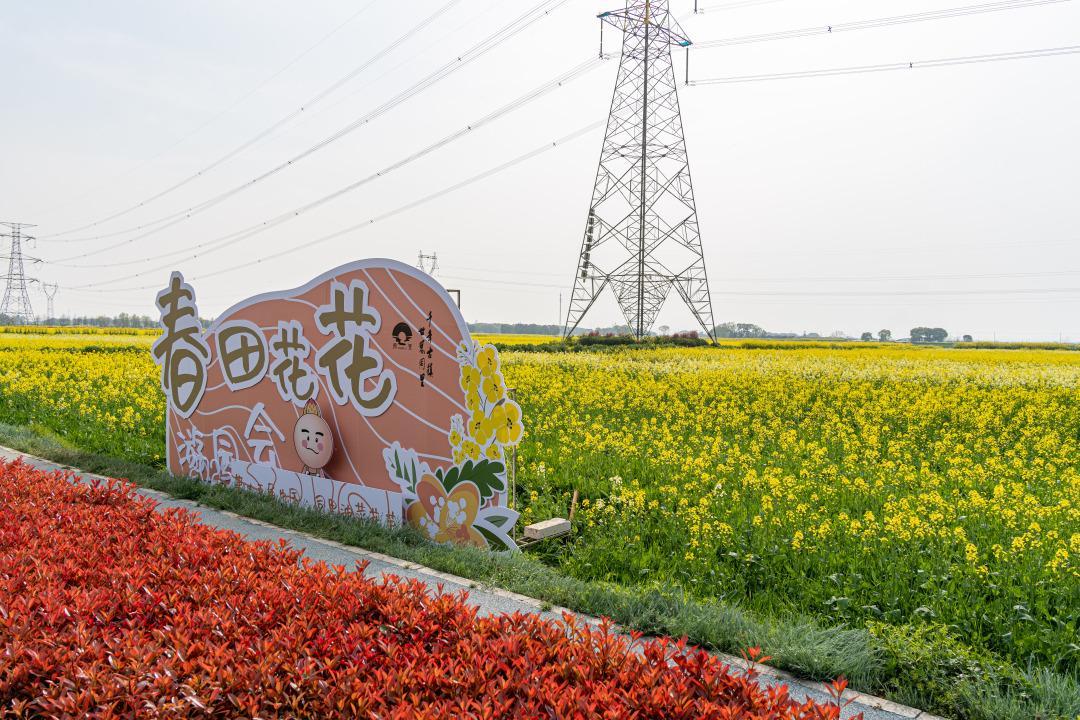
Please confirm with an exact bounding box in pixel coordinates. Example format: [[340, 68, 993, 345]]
[[0, 222, 41, 325], [417, 251, 439, 276], [42, 283, 58, 321], [565, 0, 715, 340]]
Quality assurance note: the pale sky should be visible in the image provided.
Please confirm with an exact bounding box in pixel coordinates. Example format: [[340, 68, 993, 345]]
[[1, 0, 1078, 340]]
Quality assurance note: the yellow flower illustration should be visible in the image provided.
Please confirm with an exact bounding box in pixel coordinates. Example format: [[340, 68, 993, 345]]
[[494, 401, 523, 445], [469, 412, 494, 445], [481, 373, 505, 404], [477, 345, 499, 377], [459, 365, 480, 393], [461, 439, 481, 462], [465, 388, 482, 413]]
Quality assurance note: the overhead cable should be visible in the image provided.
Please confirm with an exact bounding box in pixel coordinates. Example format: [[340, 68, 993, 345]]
[[49, 56, 607, 279], [689, 45, 1080, 84], [695, 0, 1072, 49], [40, 0, 468, 240], [43, 0, 570, 262], [693, 0, 792, 13], [62, 119, 604, 293], [28, 0, 384, 220]]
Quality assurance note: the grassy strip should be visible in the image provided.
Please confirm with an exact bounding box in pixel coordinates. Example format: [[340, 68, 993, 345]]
[[1, 423, 1076, 720]]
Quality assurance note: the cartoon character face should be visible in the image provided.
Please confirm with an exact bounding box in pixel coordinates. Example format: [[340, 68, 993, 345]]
[[294, 411, 334, 470]]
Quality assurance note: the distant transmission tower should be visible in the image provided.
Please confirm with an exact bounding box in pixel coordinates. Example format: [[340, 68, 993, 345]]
[[0, 222, 41, 325], [565, 1, 715, 340], [42, 283, 58, 321], [417, 251, 440, 276]]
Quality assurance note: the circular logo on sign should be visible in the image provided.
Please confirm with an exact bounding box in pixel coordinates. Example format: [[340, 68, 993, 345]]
[[392, 321, 413, 349]]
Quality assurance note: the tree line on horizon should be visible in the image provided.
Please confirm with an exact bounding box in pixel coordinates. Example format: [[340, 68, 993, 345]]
[[0, 314, 976, 344]]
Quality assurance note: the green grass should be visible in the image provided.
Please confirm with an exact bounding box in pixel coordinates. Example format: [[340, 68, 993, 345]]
[[1, 422, 1077, 720]]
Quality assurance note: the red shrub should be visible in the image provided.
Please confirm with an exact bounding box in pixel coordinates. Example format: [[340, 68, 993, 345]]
[[0, 460, 858, 719]]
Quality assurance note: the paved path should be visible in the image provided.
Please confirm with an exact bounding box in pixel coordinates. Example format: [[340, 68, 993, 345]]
[[1, 447, 942, 720]]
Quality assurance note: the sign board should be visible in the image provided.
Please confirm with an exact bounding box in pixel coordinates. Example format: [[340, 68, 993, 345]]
[[152, 259, 522, 550]]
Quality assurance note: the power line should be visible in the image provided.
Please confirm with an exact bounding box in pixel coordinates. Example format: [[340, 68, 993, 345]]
[[393, 274, 1080, 303], [49, 55, 607, 279], [41, 0, 569, 258], [434, 272, 1080, 293], [717, 296, 1080, 306], [731, 237, 1078, 258], [443, 274, 563, 289], [61, 119, 604, 294], [442, 263, 566, 277], [43, 1, 510, 251], [716, 268, 1080, 283], [269, 0, 507, 146], [39, 0, 468, 241], [379, 261, 1080, 291], [437, 275, 1080, 295], [694, 0, 1073, 49], [438, 235, 1080, 264], [41, 1, 499, 250], [442, 264, 1080, 283], [25, 0, 383, 219], [689, 45, 1080, 84], [710, 287, 1080, 296], [693, 0, 791, 13]]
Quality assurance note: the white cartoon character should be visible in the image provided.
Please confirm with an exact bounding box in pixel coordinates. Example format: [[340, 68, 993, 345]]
[[293, 399, 334, 478]]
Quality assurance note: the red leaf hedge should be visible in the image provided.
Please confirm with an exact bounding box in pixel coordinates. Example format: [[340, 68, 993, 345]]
[[0, 460, 858, 719]]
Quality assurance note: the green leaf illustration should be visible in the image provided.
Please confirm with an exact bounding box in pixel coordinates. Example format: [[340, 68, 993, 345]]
[[439, 459, 506, 502], [475, 524, 509, 551], [485, 513, 511, 528]]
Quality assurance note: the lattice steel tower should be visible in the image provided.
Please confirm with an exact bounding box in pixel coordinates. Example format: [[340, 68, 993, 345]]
[[565, 0, 714, 340], [42, 283, 59, 321], [417, 251, 440, 276], [0, 222, 39, 325]]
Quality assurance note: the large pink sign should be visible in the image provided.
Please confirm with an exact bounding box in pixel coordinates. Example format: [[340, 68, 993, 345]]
[[151, 259, 522, 550]]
